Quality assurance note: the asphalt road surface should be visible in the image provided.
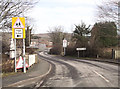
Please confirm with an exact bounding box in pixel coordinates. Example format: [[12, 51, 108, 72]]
[[39, 52, 119, 88]]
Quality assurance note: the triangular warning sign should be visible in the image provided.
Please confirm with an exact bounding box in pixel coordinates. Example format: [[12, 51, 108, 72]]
[[13, 18, 24, 28], [16, 56, 29, 69]]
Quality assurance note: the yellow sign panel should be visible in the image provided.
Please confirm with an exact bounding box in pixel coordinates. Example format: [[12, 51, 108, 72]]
[[12, 17, 25, 39]]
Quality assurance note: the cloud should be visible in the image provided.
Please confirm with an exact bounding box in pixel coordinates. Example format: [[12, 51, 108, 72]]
[[27, 0, 99, 33], [37, 0, 98, 10]]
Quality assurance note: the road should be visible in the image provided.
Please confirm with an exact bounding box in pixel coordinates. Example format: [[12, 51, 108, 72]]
[[39, 52, 119, 88], [2, 52, 119, 88]]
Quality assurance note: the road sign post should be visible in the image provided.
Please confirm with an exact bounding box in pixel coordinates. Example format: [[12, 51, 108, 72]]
[[63, 39, 67, 56], [14, 39, 17, 72], [12, 17, 26, 73], [12, 17, 25, 39], [23, 39, 26, 73], [77, 50, 80, 58], [76, 48, 86, 58], [64, 47, 66, 56]]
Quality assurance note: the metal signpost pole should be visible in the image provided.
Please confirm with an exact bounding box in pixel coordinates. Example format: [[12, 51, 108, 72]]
[[83, 51, 84, 57], [78, 50, 79, 58], [76, 48, 86, 58], [63, 39, 67, 56], [22, 9, 26, 73], [22, 7, 26, 73], [23, 39, 26, 73], [64, 47, 66, 56], [14, 39, 17, 72], [12, 17, 25, 73]]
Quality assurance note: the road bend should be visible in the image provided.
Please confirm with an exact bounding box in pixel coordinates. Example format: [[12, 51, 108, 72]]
[[39, 52, 119, 87]]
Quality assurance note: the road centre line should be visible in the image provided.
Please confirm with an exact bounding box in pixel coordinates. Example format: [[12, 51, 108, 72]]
[[93, 70, 110, 83]]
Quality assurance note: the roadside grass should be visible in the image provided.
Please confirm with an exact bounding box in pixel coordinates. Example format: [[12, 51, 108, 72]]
[[2, 51, 39, 77], [64, 55, 120, 64], [2, 72, 18, 77], [64, 55, 115, 62], [65, 55, 96, 60], [2, 54, 20, 77]]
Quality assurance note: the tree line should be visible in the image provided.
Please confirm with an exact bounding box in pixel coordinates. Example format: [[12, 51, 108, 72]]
[[49, 0, 119, 59], [49, 21, 118, 58], [1, 0, 38, 56]]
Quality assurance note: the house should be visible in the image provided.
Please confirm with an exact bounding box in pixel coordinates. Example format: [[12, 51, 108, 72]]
[[30, 39, 39, 48], [32, 34, 53, 50]]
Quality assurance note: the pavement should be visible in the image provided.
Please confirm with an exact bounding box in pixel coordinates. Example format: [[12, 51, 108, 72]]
[[2, 54, 51, 88]]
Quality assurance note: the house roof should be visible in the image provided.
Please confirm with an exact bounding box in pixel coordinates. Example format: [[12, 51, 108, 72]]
[[31, 39, 39, 42]]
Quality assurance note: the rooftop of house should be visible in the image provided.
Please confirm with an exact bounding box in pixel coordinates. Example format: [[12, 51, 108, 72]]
[[31, 39, 39, 42]]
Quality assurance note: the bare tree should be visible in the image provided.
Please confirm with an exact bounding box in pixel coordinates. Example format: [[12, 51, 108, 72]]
[[1, 0, 38, 56], [48, 26, 65, 45], [0, 0, 38, 30], [97, 0, 118, 23], [48, 26, 67, 55], [2, 33, 11, 53]]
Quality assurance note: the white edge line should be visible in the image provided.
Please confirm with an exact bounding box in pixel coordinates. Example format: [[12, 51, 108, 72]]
[[35, 80, 44, 87], [7, 63, 52, 87], [93, 70, 110, 83]]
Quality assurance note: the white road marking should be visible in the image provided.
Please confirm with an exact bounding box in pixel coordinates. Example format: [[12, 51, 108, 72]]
[[35, 80, 43, 87], [93, 70, 110, 83], [7, 64, 52, 87], [18, 85, 25, 87]]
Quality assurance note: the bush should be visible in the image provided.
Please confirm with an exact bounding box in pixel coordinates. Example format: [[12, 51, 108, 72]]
[[49, 43, 62, 55], [66, 46, 77, 56], [26, 48, 38, 54], [85, 46, 99, 58], [66, 45, 99, 58], [2, 59, 14, 73], [99, 49, 112, 59]]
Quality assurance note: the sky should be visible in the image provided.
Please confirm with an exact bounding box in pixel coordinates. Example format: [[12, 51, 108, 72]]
[[27, 0, 102, 34]]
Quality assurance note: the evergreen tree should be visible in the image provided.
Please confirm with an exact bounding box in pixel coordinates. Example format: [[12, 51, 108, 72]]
[[91, 21, 118, 47], [73, 21, 91, 47]]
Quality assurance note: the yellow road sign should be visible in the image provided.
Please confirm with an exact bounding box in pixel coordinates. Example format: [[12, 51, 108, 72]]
[[12, 17, 25, 39]]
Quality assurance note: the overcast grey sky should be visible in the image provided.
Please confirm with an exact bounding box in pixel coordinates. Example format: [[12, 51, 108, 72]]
[[27, 0, 103, 34]]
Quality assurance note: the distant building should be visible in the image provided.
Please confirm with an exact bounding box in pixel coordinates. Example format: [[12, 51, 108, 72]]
[[30, 39, 39, 48], [32, 33, 53, 50]]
